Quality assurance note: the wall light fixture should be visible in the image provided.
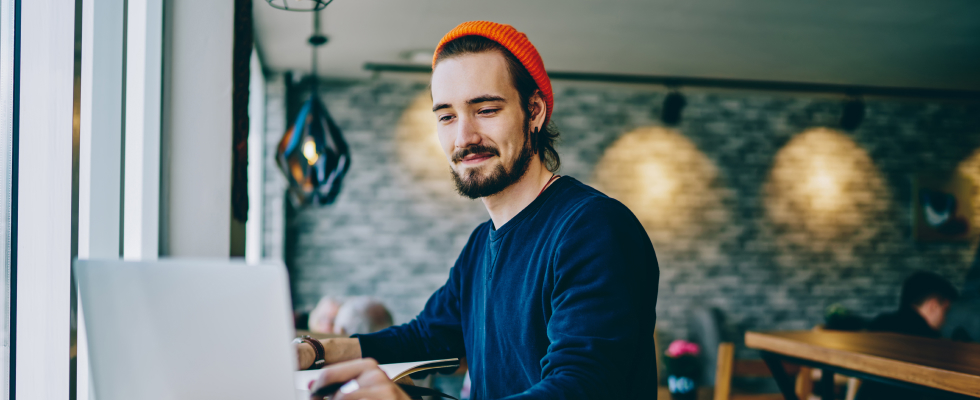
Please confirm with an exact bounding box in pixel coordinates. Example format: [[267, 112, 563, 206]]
[[661, 91, 686, 126], [840, 97, 865, 131]]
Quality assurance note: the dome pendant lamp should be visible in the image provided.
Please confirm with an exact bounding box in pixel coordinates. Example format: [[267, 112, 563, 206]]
[[276, 10, 350, 206]]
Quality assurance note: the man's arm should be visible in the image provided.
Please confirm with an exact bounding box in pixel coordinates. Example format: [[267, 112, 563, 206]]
[[298, 273, 464, 369], [354, 258, 467, 364], [298, 226, 482, 369], [352, 225, 489, 364], [298, 338, 362, 370], [506, 198, 659, 399], [297, 273, 464, 369]]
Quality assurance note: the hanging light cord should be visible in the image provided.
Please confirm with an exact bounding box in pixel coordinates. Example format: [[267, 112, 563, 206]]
[[310, 11, 322, 83]]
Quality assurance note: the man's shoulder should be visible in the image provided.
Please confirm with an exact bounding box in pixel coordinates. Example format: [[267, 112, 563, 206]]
[[867, 311, 903, 331], [553, 176, 607, 201], [551, 178, 637, 224], [867, 308, 937, 337], [540, 178, 650, 254]]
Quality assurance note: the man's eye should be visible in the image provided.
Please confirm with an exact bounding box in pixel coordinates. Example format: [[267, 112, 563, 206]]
[[478, 108, 499, 115], [438, 115, 454, 122]]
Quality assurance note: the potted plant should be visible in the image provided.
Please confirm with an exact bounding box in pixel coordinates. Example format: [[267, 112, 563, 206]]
[[664, 339, 701, 400]]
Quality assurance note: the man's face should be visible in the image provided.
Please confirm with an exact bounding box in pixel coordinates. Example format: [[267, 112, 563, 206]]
[[431, 51, 533, 199], [918, 297, 952, 331], [308, 299, 341, 334]]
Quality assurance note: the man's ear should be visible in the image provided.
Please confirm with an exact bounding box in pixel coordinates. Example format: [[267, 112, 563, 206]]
[[528, 90, 546, 132]]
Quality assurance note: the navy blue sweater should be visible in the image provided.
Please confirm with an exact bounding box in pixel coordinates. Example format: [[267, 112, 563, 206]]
[[356, 177, 659, 399]]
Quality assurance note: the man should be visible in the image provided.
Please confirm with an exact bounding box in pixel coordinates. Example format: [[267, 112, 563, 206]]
[[856, 271, 959, 400], [299, 21, 659, 399], [308, 296, 344, 334], [943, 246, 979, 342], [866, 271, 958, 338]]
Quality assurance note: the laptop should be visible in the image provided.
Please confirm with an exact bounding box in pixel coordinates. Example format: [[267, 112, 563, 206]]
[[75, 259, 299, 400]]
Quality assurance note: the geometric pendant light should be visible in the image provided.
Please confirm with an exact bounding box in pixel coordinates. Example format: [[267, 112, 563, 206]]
[[275, 8, 350, 206], [276, 94, 350, 206]]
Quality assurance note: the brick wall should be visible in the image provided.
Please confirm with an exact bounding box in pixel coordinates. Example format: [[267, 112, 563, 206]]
[[262, 75, 980, 345]]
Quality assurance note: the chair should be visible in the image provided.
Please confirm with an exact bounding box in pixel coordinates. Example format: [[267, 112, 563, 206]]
[[796, 326, 862, 400], [688, 307, 726, 386], [713, 342, 806, 400], [795, 361, 862, 400]]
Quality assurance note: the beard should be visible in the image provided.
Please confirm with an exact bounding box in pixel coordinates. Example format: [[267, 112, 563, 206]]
[[450, 127, 535, 200]]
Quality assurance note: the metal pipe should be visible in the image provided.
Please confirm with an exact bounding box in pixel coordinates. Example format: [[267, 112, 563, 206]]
[[363, 62, 980, 100]]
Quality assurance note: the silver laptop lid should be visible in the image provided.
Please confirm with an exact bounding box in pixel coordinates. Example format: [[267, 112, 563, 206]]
[[75, 259, 296, 400]]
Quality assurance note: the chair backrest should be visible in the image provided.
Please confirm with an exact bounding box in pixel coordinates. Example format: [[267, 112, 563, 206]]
[[714, 342, 736, 400], [688, 307, 726, 385]]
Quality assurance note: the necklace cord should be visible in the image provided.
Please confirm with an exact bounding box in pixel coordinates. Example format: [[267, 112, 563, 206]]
[[537, 174, 560, 198]]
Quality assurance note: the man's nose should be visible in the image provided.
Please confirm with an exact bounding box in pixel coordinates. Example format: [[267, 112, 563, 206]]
[[454, 114, 481, 150]]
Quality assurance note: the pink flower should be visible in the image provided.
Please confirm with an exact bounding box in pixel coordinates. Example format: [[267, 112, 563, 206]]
[[665, 340, 700, 358]]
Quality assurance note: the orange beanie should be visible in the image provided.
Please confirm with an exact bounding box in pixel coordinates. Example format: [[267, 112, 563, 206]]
[[433, 21, 553, 125]]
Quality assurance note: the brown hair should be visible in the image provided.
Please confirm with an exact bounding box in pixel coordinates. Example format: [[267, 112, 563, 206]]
[[434, 36, 561, 173]]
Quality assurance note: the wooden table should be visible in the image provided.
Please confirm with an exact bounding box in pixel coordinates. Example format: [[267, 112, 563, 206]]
[[745, 331, 980, 400]]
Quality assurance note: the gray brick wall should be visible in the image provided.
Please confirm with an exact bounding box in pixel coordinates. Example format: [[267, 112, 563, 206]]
[[262, 75, 980, 346]]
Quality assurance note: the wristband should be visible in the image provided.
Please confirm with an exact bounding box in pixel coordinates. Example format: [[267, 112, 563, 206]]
[[293, 335, 326, 369]]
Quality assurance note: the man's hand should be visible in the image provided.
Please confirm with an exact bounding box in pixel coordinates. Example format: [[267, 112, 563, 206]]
[[295, 337, 363, 370], [311, 358, 409, 400]]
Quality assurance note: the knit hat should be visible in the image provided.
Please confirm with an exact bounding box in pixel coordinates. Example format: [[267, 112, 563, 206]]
[[433, 21, 553, 125]]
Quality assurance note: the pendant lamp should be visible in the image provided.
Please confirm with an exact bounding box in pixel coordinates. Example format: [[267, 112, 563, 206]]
[[275, 10, 350, 206], [266, 0, 333, 12]]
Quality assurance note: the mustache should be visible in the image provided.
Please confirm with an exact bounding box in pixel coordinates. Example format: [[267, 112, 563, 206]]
[[451, 145, 500, 163]]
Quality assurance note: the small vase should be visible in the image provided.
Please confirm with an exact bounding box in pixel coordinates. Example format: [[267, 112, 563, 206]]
[[667, 375, 697, 400]]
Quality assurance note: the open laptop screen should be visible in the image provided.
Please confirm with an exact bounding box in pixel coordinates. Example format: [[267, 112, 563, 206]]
[[75, 259, 297, 400]]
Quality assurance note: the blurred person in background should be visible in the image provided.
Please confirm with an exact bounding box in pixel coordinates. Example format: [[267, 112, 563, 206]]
[[943, 246, 979, 342], [308, 296, 344, 334], [332, 296, 394, 335], [857, 271, 959, 400], [866, 271, 958, 338]]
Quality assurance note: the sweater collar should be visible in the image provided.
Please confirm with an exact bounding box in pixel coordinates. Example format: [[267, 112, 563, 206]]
[[489, 176, 571, 240]]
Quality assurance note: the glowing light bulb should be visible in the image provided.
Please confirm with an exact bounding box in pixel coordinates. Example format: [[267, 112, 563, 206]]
[[303, 140, 319, 166], [806, 158, 842, 211], [638, 161, 677, 203]]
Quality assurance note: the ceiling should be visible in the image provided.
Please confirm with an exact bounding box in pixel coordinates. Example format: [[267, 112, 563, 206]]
[[253, 0, 980, 90]]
